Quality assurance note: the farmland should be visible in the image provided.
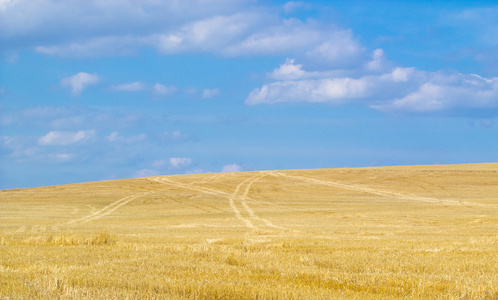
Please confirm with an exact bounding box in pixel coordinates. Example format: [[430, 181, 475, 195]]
[[1, 163, 497, 299]]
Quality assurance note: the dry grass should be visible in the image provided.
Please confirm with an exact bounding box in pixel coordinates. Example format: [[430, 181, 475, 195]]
[[1, 163, 497, 299]]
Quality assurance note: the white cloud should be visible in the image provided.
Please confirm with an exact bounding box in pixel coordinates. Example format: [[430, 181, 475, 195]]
[[134, 169, 160, 178], [268, 58, 341, 80], [106, 132, 147, 143], [268, 59, 307, 80], [1, 0, 365, 67], [304, 29, 363, 68], [221, 163, 242, 173], [106, 131, 121, 142], [249, 60, 498, 114], [365, 49, 387, 72], [112, 82, 146, 92], [61, 72, 99, 96], [1, 0, 247, 48], [152, 157, 192, 169], [224, 19, 314, 56], [153, 83, 177, 96], [4, 0, 497, 117], [157, 13, 260, 54], [169, 157, 192, 169], [372, 73, 498, 113], [201, 88, 220, 98], [283, 2, 309, 14], [246, 77, 369, 105], [151, 159, 168, 169], [221, 19, 364, 68], [385, 67, 415, 83], [38, 130, 96, 145], [1, 0, 256, 57]]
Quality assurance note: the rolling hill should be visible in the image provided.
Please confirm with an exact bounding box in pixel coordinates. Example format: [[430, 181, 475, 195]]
[[1, 164, 497, 299]]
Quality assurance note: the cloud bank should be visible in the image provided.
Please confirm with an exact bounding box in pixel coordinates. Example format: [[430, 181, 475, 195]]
[[3, 0, 497, 116], [246, 52, 498, 115], [0, 0, 363, 69]]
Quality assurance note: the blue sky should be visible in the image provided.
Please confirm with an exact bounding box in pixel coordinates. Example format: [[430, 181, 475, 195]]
[[1, 0, 497, 189]]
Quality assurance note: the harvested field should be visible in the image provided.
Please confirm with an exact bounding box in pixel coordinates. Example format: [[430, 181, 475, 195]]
[[1, 163, 497, 299]]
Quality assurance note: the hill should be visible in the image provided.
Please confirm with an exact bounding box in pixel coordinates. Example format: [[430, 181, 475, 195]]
[[1, 164, 497, 299]]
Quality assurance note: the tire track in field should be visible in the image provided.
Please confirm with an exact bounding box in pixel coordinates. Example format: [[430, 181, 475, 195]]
[[66, 191, 154, 225], [151, 173, 288, 230], [150, 177, 254, 228], [190, 173, 225, 185], [149, 177, 231, 197], [228, 176, 255, 228], [237, 174, 288, 230], [271, 171, 473, 206]]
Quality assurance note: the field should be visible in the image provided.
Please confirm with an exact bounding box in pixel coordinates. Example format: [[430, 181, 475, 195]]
[[1, 163, 497, 299]]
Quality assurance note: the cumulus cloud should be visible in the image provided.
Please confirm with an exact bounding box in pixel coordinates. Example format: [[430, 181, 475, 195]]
[[365, 49, 388, 72], [152, 157, 192, 169], [106, 132, 147, 143], [38, 130, 96, 145], [111, 82, 146, 92], [303, 29, 364, 68], [372, 73, 498, 113], [1, 0, 365, 67], [111, 81, 189, 97], [222, 19, 364, 68], [0, 0, 256, 57], [268, 58, 341, 80], [61, 72, 99, 96], [157, 15, 364, 68], [246, 77, 369, 105], [169, 157, 193, 169], [1, 0, 249, 53], [134, 169, 160, 178], [153, 83, 177, 96], [157, 13, 261, 54], [4, 0, 497, 116], [201, 88, 220, 99], [247, 54, 498, 114], [221, 163, 242, 173]]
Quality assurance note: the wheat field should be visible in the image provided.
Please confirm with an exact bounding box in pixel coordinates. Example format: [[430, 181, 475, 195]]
[[1, 163, 497, 299]]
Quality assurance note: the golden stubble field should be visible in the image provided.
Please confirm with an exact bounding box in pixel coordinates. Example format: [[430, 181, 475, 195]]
[[1, 163, 497, 299]]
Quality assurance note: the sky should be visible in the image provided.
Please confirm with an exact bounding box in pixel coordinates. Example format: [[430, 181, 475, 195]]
[[1, 0, 498, 189]]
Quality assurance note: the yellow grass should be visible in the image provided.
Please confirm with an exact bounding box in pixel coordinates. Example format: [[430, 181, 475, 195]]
[[1, 163, 497, 299]]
